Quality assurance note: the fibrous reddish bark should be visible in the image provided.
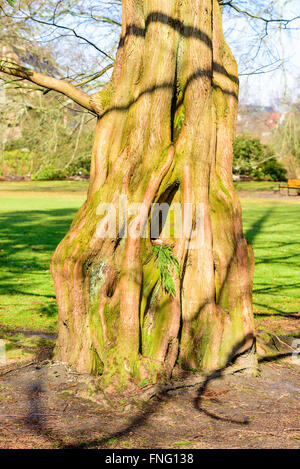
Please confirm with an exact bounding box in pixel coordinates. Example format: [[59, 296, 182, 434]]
[[51, 0, 256, 388]]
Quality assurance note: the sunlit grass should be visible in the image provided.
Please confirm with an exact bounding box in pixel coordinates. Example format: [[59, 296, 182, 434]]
[[234, 181, 279, 192], [241, 199, 300, 322], [0, 190, 85, 332], [0, 180, 89, 193]]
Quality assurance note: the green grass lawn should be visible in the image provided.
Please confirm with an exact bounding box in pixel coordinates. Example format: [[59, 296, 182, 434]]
[[0, 180, 89, 193], [0, 181, 299, 337], [1, 179, 274, 193], [242, 198, 300, 333], [0, 187, 85, 333], [234, 181, 279, 192]]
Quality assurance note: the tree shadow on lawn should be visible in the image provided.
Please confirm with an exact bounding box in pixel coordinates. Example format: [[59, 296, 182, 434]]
[[0, 208, 77, 321], [244, 207, 274, 245], [244, 207, 300, 319]]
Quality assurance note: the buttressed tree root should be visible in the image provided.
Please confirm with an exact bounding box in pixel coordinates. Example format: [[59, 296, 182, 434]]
[[51, 0, 257, 390]]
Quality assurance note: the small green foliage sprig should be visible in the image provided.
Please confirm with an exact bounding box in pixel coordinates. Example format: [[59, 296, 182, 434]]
[[152, 244, 180, 297]]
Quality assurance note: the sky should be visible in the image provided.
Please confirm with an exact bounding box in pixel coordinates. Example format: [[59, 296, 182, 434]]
[[223, 0, 300, 107], [3, 0, 299, 108], [83, 0, 300, 108]]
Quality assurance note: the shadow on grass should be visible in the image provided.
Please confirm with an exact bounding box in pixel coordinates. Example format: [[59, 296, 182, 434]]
[[244, 206, 300, 318], [0, 208, 77, 319], [244, 207, 274, 245], [254, 302, 300, 318]]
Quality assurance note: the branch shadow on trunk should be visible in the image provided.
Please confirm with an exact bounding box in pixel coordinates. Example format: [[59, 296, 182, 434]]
[[99, 71, 237, 121]]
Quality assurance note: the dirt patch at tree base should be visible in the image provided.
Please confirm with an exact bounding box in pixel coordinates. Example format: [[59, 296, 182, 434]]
[[0, 359, 299, 449]]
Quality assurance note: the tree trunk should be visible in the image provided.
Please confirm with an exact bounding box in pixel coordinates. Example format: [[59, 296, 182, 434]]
[[51, 0, 256, 389]]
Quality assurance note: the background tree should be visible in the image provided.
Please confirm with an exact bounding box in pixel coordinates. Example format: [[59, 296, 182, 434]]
[[0, 0, 119, 177], [1, 1, 299, 177], [233, 134, 287, 181], [273, 99, 300, 177], [0, 79, 95, 177]]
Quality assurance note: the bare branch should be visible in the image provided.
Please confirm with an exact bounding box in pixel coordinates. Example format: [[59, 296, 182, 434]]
[[76, 64, 114, 87], [221, 1, 300, 27], [0, 59, 96, 113], [21, 13, 116, 62]]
